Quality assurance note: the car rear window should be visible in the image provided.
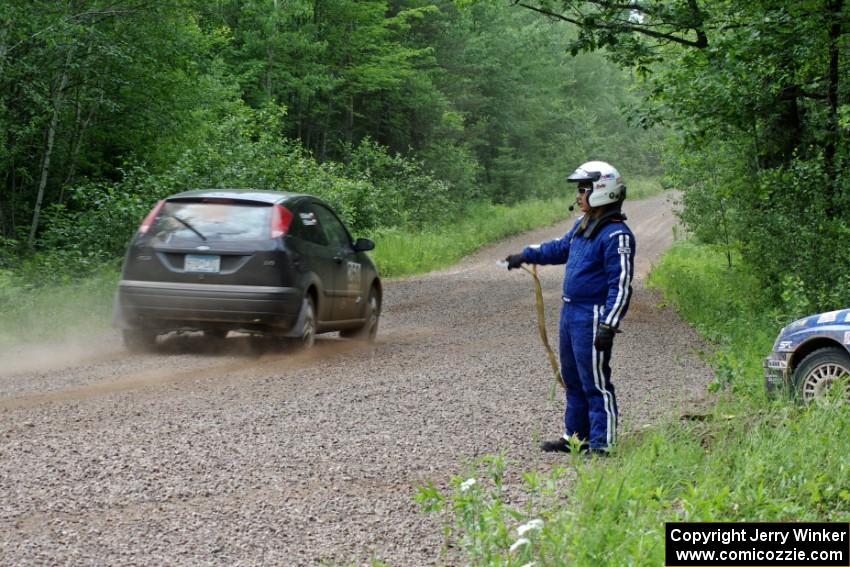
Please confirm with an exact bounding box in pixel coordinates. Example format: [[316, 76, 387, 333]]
[[150, 201, 272, 242]]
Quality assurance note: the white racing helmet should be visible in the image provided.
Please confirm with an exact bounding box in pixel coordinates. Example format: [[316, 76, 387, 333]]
[[567, 160, 625, 207]]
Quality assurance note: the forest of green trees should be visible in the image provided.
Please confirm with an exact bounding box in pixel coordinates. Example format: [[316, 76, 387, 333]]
[[524, 0, 850, 311], [2, 0, 848, 312], [0, 0, 658, 281]]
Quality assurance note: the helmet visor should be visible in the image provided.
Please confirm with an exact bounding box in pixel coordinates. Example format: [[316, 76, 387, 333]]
[[567, 168, 601, 183]]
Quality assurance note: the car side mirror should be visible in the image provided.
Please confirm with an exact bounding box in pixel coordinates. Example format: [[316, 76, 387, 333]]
[[352, 237, 375, 252]]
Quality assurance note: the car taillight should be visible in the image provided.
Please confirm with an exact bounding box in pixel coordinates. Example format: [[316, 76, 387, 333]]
[[138, 200, 165, 235], [270, 204, 293, 238]]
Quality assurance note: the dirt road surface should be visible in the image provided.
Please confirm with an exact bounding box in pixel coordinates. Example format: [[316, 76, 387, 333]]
[[0, 192, 713, 566]]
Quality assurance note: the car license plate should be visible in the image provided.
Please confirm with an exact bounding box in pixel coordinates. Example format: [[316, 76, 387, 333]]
[[185, 254, 220, 273]]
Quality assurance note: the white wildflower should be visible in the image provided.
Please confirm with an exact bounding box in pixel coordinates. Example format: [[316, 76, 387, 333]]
[[517, 518, 544, 536], [519, 563, 536, 567], [459, 478, 476, 492], [509, 538, 531, 553]]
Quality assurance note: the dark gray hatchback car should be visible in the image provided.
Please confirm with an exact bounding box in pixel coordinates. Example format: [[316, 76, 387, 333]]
[[113, 189, 381, 351]]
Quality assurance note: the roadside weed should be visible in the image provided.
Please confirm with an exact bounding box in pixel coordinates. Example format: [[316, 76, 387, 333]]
[[371, 198, 571, 278]]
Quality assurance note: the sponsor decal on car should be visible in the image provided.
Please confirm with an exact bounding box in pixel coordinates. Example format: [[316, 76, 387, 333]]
[[845, 331, 850, 345], [300, 212, 317, 226], [618, 247, 631, 254], [778, 340, 793, 350], [817, 310, 841, 323], [347, 261, 361, 287]]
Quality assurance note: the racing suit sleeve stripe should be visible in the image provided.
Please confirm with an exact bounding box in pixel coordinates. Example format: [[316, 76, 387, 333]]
[[593, 305, 617, 446], [604, 233, 633, 328]]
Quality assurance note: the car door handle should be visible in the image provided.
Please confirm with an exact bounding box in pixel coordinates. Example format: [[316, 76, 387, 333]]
[[333, 255, 343, 264]]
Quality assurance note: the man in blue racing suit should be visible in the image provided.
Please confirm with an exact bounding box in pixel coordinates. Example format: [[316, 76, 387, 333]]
[[505, 161, 635, 455]]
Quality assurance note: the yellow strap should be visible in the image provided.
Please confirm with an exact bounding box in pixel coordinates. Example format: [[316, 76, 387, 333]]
[[522, 264, 564, 390]]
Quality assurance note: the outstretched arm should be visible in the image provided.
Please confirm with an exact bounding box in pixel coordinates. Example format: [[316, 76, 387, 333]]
[[521, 219, 581, 266]]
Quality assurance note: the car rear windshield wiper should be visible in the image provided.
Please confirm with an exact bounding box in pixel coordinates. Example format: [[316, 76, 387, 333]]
[[169, 215, 207, 241]]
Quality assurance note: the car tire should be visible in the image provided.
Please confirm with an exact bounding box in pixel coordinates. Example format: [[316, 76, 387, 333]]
[[340, 287, 380, 342], [123, 329, 158, 353], [287, 295, 316, 350], [793, 347, 850, 403]]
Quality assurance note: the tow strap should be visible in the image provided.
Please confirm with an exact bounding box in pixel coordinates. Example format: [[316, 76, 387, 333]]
[[521, 264, 565, 390]]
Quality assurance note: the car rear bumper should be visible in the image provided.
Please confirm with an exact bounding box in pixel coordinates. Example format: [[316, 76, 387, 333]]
[[116, 279, 301, 329], [763, 351, 792, 395]]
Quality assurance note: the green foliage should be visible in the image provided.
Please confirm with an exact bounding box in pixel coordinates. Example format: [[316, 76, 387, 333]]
[[339, 138, 454, 229], [1, 0, 658, 280], [646, 241, 778, 397], [421, 402, 850, 565], [20, 104, 453, 275], [422, 238, 850, 565], [666, 140, 850, 309], [510, 0, 850, 316]]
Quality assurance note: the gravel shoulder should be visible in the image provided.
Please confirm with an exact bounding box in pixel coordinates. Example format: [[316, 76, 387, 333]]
[[0, 191, 714, 566]]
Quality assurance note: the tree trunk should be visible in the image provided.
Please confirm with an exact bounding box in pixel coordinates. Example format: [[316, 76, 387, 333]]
[[60, 89, 101, 201], [61, 30, 99, 201], [28, 50, 72, 247]]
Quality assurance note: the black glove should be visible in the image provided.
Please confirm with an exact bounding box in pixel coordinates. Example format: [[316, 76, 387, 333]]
[[505, 253, 525, 270], [594, 323, 616, 351]]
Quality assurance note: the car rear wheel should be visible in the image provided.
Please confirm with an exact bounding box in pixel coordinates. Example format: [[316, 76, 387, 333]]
[[341, 287, 380, 342], [793, 347, 850, 403], [123, 329, 158, 353], [286, 295, 316, 350]]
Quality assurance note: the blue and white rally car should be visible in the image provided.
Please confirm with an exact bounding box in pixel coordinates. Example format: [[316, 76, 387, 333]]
[[764, 309, 850, 402]]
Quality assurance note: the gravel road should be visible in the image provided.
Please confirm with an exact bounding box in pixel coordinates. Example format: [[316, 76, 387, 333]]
[[0, 191, 713, 566]]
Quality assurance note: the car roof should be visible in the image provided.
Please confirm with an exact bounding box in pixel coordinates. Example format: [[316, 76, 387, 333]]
[[166, 189, 312, 205]]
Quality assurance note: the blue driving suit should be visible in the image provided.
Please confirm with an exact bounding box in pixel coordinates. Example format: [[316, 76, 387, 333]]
[[523, 215, 635, 450]]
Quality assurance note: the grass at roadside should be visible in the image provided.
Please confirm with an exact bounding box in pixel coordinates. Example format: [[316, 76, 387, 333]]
[[371, 197, 571, 278], [417, 239, 850, 566], [624, 175, 662, 200]]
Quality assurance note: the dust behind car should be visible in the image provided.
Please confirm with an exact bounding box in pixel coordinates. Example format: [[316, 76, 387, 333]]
[[113, 189, 381, 352]]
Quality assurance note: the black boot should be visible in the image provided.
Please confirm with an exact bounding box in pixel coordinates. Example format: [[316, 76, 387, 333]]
[[539, 438, 587, 453]]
